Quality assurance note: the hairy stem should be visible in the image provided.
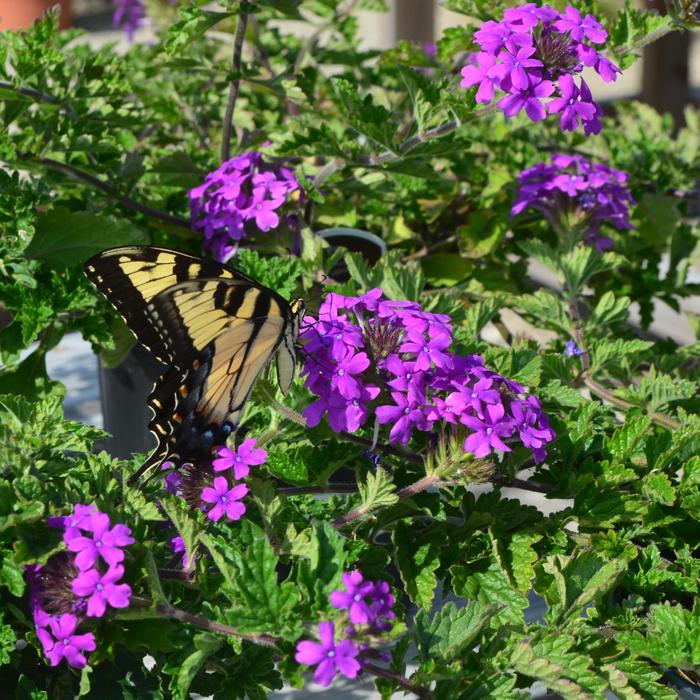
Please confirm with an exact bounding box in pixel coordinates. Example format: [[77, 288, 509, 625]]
[[131, 596, 280, 647], [331, 473, 440, 528], [583, 376, 681, 431], [221, 10, 249, 162]]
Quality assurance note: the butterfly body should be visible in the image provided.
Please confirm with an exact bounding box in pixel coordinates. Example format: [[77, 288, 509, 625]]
[[84, 246, 303, 482]]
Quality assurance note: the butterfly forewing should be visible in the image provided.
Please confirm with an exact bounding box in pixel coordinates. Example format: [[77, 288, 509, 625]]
[[84, 246, 236, 366]]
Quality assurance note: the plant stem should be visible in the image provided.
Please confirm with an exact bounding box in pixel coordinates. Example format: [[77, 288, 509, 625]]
[[493, 474, 555, 494], [362, 661, 435, 700], [583, 377, 681, 431], [131, 596, 280, 647], [221, 10, 249, 162], [278, 483, 358, 495], [331, 473, 440, 528], [23, 155, 191, 229]]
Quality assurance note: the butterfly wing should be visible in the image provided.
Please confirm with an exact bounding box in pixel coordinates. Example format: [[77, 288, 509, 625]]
[[136, 278, 293, 477], [84, 246, 302, 483], [83, 246, 238, 366]]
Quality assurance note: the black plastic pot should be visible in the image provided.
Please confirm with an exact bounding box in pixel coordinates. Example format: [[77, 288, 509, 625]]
[[317, 227, 387, 282], [97, 343, 163, 460]]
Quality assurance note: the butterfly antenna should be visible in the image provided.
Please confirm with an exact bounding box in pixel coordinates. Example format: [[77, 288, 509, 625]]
[[126, 449, 167, 487]]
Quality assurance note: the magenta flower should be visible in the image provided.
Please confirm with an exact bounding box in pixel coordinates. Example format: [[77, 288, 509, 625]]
[[498, 79, 554, 121], [39, 614, 96, 668], [376, 391, 429, 445], [548, 75, 598, 131], [555, 6, 607, 44], [72, 565, 132, 618], [462, 403, 515, 458], [492, 46, 543, 91], [201, 477, 248, 522], [331, 352, 370, 399], [460, 53, 499, 103], [330, 571, 377, 625], [295, 621, 361, 687], [65, 512, 135, 571], [48, 503, 96, 532], [212, 438, 267, 478], [399, 332, 452, 371]]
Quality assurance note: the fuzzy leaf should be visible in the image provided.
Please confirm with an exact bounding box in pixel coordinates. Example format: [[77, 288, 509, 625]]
[[393, 521, 440, 610]]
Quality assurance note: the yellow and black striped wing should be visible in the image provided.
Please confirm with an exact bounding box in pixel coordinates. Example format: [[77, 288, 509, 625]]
[[83, 246, 237, 366], [83, 246, 301, 480]]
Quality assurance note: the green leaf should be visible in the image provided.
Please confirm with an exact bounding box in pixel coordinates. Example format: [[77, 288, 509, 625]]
[[508, 532, 543, 593], [559, 247, 623, 296], [608, 659, 677, 700], [450, 557, 528, 627], [510, 634, 608, 699], [463, 297, 506, 339], [617, 601, 700, 668], [588, 339, 654, 373], [414, 601, 499, 662], [393, 521, 440, 611], [540, 551, 629, 623], [25, 207, 147, 269], [605, 415, 652, 464], [164, 7, 234, 55], [357, 467, 399, 515], [0, 610, 16, 665], [589, 291, 630, 327], [173, 633, 224, 700], [640, 471, 676, 505], [201, 521, 300, 635], [421, 253, 473, 286]]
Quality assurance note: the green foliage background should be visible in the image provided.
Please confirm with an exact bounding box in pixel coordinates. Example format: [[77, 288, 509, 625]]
[[0, 0, 699, 697]]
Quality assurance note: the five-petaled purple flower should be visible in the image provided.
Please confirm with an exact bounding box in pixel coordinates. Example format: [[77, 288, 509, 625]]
[[212, 438, 268, 479], [295, 620, 361, 687], [564, 340, 585, 356], [460, 3, 619, 133], [511, 153, 635, 251], [201, 477, 248, 522], [65, 512, 135, 570], [37, 614, 96, 669], [72, 565, 132, 618], [189, 152, 302, 262], [330, 571, 377, 625]]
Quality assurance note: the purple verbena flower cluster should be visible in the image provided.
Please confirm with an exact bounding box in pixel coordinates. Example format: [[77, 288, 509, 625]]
[[112, 0, 145, 41], [189, 152, 302, 262], [27, 505, 134, 668], [460, 3, 620, 134], [295, 570, 396, 687], [301, 291, 555, 463], [511, 153, 635, 251]]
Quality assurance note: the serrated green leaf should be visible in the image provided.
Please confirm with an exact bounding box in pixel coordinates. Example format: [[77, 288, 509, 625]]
[[173, 633, 224, 700], [590, 291, 630, 327], [394, 521, 440, 610], [414, 600, 499, 662], [640, 471, 676, 505], [357, 467, 399, 515]]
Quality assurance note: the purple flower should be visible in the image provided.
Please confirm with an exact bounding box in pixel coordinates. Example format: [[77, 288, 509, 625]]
[[39, 614, 96, 668], [491, 46, 543, 91], [460, 4, 619, 134], [376, 390, 429, 445], [112, 0, 145, 41], [548, 75, 598, 131], [65, 513, 135, 571], [189, 152, 302, 261], [564, 340, 585, 356], [212, 438, 267, 478], [498, 79, 555, 121], [201, 477, 248, 522], [48, 503, 96, 531], [460, 53, 499, 103], [330, 571, 377, 625], [555, 6, 607, 44], [295, 621, 361, 687], [462, 403, 514, 458], [331, 352, 370, 399], [71, 565, 132, 618], [511, 154, 635, 250]]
